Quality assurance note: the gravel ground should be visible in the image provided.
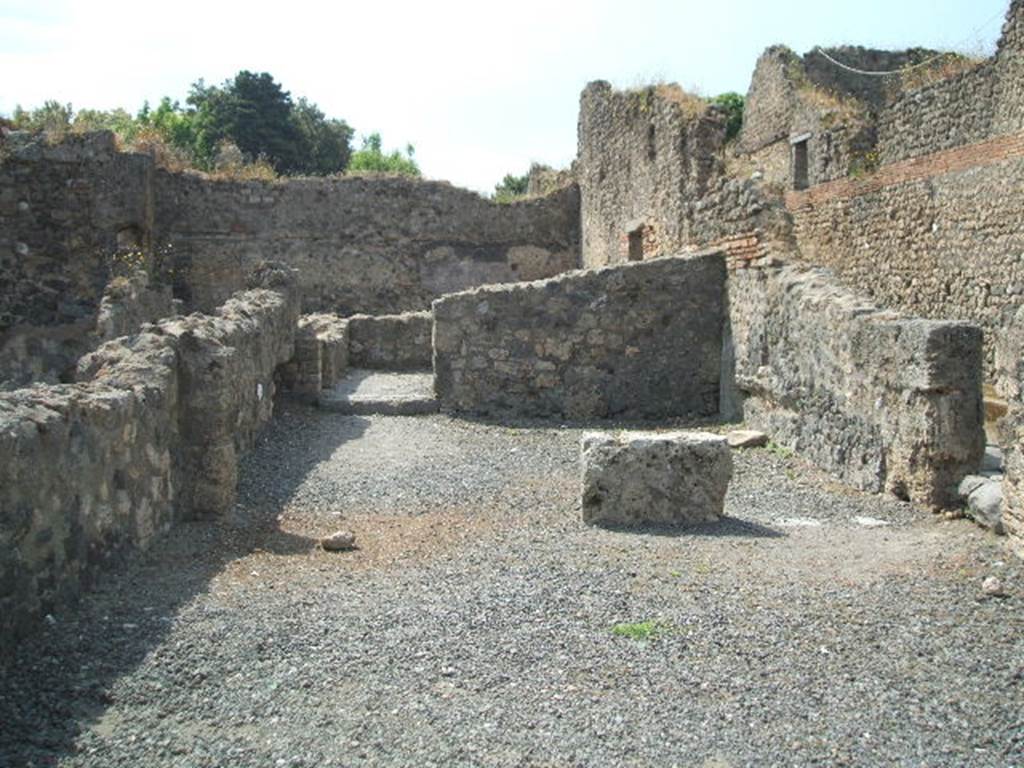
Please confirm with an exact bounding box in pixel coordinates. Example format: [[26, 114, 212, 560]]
[[2, 402, 1022, 767]]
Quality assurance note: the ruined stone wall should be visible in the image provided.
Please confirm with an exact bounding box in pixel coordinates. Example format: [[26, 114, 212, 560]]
[[0, 267, 298, 648], [347, 311, 433, 370], [787, 135, 1024, 376], [726, 264, 984, 510], [0, 269, 174, 391], [0, 131, 580, 389], [738, 48, 802, 155], [94, 269, 176, 345], [878, 2, 1022, 163], [995, 0, 1024, 134], [434, 252, 725, 419], [577, 81, 791, 268], [153, 173, 580, 314], [279, 314, 350, 399], [996, 302, 1024, 554], [0, 132, 155, 387], [875, 62, 998, 165], [0, 132, 153, 331]]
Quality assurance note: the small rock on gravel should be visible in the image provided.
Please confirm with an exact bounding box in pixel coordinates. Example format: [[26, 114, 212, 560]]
[[982, 576, 1007, 597], [727, 429, 769, 449], [321, 531, 357, 551]]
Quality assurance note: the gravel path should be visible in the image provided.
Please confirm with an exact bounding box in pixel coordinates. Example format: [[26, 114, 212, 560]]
[[2, 403, 1022, 767]]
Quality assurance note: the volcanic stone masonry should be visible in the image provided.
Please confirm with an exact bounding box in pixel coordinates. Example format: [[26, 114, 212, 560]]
[[0, 264, 299, 649], [433, 251, 727, 420], [580, 431, 733, 527]]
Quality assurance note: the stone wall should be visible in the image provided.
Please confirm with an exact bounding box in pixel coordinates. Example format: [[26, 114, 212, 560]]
[[875, 63, 998, 165], [737, 2, 1023, 188], [877, 1, 1023, 163], [0, 132, 156, 388], [577, 81, 791, 268], [995, 0, 1024, 134], [153, 172, 580, 314], [0, 269, 175, 391], [279, 314, 350, 399], [347, 311, 432, 370], [94, 268, 176, 344], [0, 132, 153, 332], [996, 303, 1024, 554], [787, 135, 1024, 376], [0, 265, 299, 648], [434, 252, 726, 419], [726, 264, 984, 509], [0, 131, 580, 388]]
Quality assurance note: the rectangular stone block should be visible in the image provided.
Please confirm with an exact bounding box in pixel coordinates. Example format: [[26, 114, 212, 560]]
[[580, 430, 732, 527]]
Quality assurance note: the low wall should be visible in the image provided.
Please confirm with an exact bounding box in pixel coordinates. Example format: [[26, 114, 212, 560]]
[[279, 313, 350, 398], [726, 264, 984, 509], [0, 265, 299, 648], [0, 269, 175, 391], [347, 311, 432, 370], [433, 252, 726, 419]]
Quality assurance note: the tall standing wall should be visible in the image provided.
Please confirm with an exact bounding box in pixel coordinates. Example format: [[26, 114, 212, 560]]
[[153, 174, 580, 314]]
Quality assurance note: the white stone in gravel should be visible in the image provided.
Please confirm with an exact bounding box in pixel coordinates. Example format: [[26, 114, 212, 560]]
[[321, 530, 357, 551], [853, 516, 892, 528], [982, 576, 1006, 597], [580, 430, 732, 527], [777, 517, 824, 527], [726, 429, 769, 449]]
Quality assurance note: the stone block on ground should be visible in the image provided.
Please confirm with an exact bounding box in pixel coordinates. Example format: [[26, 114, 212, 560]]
[[580, 430, 732, 527], [726, 429, 768, 449]]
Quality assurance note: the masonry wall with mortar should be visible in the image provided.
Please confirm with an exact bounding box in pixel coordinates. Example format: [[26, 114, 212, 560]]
[[0, 265, 299, 649], [577, 82, 793, 269], [0, 131, 580, 388], [153, 173, 580, 315], [0, 133, 156, 388], [725, 262, 985, 510], [433, 252, 726, 419], [786, 133, 1024, 376]]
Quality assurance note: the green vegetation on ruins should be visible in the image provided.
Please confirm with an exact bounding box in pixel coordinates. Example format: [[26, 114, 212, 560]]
[[493, 172, 530, 203], [4, 71, 421, 180]]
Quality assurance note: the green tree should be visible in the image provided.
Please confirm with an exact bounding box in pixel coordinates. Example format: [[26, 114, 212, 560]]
[[291, 97, 353, 175], [187, 71, 304, 173], [710, 92, 744, 141], [347, 133, 420, 177], [493, 172, 529, 203], [7, 72, 355, 177], [138, 97, 198, 153]]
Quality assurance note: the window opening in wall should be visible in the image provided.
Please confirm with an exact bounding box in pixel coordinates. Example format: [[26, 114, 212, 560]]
[[628, 226, 645, 261], [792, 137, 810, 191]]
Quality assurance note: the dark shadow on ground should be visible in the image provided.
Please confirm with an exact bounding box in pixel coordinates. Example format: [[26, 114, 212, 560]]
[[0, 398, 369, 767], [591, 516, 785, 539], [449, 411, 737, 433]]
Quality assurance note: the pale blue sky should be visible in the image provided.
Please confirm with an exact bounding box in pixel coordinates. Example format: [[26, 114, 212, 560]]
[[0, 0, 1010, 192]]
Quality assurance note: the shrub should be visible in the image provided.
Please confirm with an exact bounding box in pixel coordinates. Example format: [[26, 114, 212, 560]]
[[493, 172, 529, 203], [710, 92, 745, 141], [347, 133, 421, 177]]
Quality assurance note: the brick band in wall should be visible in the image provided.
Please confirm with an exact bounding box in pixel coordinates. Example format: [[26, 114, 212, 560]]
[[785, 130, 1024, 210]]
